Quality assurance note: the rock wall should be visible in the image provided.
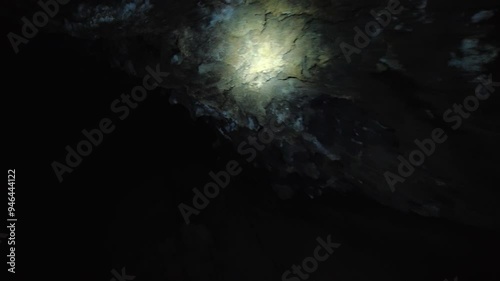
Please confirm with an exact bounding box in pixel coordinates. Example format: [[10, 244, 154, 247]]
[[58, 0, 500, 228]]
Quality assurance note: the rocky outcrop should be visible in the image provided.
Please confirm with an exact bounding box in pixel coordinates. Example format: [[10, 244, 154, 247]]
[[57, 0, 499, 228]]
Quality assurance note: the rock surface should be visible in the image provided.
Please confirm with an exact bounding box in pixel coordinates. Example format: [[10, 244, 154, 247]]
[[51, 0, 500, 228]]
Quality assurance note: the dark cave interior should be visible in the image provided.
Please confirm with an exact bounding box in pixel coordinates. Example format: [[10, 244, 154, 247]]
[[2, 1, 500, 281]]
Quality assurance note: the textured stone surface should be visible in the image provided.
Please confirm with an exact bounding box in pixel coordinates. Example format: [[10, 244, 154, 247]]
[[54, 0, 499, 228]]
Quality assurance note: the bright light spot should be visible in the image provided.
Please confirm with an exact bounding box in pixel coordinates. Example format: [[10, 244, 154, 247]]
[[203, 1, 330, 103], [238, 40, 286, 89]]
